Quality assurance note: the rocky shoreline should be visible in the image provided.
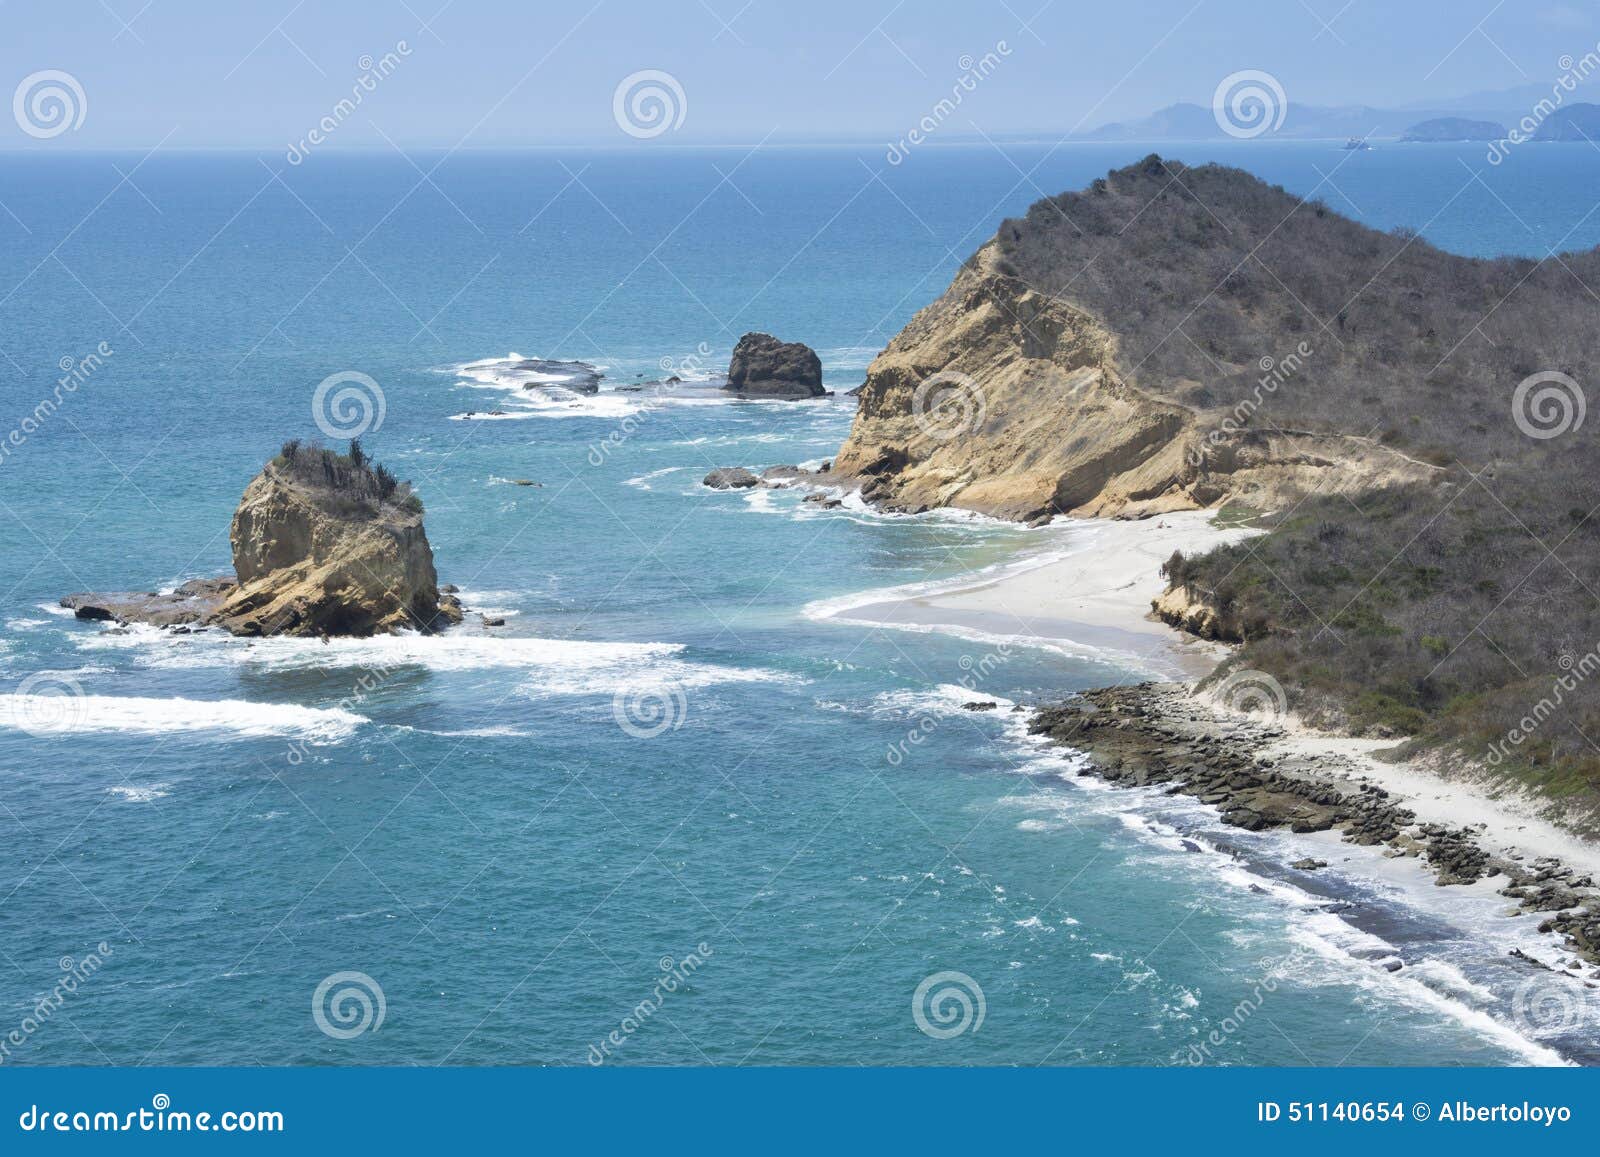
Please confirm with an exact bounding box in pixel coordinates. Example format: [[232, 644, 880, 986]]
[[1029, 682, 1600, 975]]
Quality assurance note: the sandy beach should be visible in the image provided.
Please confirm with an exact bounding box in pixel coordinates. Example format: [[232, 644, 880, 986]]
[[817, 505, 1600, 982], [815, 510, 1261, 679]]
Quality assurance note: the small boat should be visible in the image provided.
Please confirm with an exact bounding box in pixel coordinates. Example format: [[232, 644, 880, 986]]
[[1342, 137, 1373, 151]]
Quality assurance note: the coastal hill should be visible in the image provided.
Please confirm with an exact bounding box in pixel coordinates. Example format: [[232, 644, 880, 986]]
[[835, 155, 1600, 792], [1400, 116, 1505, 142], [1532, 102, 1600, 141], [64, 441, 461, 637]]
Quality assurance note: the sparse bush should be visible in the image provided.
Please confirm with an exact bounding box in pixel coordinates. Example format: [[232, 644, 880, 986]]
[[272, 440, 422, 515], [1006, 156, 1600, 795]]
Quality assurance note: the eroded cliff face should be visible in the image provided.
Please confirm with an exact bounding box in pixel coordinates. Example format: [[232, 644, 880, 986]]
[[832, 213, 1440, 522], [64, 452, 460, 637], [212, 461, 457, 637]]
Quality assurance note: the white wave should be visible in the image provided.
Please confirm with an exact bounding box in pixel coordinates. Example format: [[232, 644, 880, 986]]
[[450, 392, 645, 421], [868, 683, 1015, 717], [35, 603, 75, 618], [78, 627, 674, 672], [623, 466, 688, 490], [0, 694, 365, 741], [5, 618, 48, 632], [108, 783, 171, 803], [740, 488, 782, 515], [1408, 958, 1498, 1004], [515, 656, 798, 700], [75, 627, 799, 698]]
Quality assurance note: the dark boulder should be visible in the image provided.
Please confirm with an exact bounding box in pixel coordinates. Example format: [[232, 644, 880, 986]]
[[724, 333, 824, 399], [703, 467, 763, 490]]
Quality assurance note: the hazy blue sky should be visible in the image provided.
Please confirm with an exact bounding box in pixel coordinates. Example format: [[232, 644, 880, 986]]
[[5, 0, 1600, 147]]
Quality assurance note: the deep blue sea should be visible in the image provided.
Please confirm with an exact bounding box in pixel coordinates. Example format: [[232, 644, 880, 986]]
[[2, 140, 1599, 1066]]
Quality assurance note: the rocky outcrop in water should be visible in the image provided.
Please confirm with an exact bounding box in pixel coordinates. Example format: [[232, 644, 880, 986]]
[[63, 442, 460, 637], [723, 332, 825, 399], [702, 467, 764, 490]]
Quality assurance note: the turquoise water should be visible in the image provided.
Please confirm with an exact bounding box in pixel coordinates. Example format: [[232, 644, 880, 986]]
[[1, 141, 1598, 1066]]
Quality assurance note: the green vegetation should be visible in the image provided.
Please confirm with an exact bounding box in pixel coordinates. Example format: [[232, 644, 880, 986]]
[[1013, 156, 1600, 796]]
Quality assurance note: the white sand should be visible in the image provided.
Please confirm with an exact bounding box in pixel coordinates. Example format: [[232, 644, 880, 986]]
[[814, 511, 1261, 679], [1251, 721, 1600, 879]]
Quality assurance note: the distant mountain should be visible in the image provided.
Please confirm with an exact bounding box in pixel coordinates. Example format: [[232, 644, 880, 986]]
[[1081, 100, 1486, 141], [1394, 82, 1554, 115], [1531, 102, 1600, 140], [1079, 82, 1600, 142], [1400, 116, 1505, 142]]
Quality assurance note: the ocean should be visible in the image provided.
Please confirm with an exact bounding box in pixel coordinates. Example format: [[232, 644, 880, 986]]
[[1, 139, 1598, 1066]]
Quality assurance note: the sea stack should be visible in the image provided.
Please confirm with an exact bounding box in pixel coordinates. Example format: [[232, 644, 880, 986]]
[[62, 440, 461, 637], [722, 332, 826, 399]]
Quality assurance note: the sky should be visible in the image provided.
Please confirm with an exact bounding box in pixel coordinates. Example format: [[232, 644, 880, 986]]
[[4, 0, 1600, 148]]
